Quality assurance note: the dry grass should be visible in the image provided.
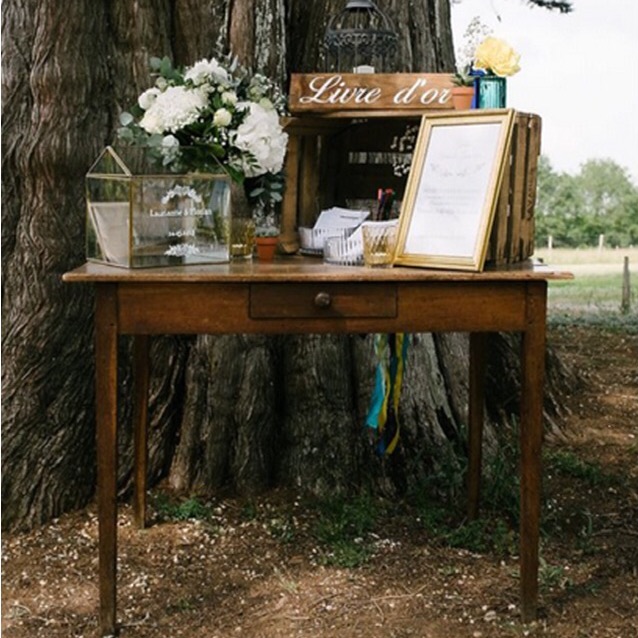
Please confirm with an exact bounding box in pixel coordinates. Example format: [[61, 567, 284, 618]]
[[534, 246, 638, 266]]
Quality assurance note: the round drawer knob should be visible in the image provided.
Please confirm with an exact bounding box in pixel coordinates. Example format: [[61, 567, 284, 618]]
[[314, 291, 332, 308]]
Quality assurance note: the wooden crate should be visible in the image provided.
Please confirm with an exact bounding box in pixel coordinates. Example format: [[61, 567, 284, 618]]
[[280, 111, 541, 265], [487, 112, 542, 264]]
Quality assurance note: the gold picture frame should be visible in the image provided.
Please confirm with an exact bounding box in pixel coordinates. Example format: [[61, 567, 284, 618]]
[[394, 109, 515, 271]]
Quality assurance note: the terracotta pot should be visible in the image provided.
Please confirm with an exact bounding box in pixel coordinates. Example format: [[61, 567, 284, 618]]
[[255, 236, 278, 261], [451, 86, 474, 110]]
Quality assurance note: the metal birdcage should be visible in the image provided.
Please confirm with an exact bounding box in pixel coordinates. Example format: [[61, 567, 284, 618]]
[[323, 0, 398, 73]]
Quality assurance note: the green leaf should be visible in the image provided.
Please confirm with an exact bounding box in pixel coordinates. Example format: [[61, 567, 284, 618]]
[[224, 165, 244, 184], [158, 56, 184, 83], [117, 127, 134, 141], [210, 143, 225, 158], [270, 192, 283, 202], [249, 187, 266, 197], [147, 134, 164, 147], [149, 57, 163, 71], [119, 111, 134, 126]]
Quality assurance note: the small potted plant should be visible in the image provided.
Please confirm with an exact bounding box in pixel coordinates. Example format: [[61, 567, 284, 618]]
[[252, 202, 280, 261], [450, 67, 475, 110]]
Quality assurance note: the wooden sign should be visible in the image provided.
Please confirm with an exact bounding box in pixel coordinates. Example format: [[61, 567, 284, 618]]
[[289, 73, 455, 114]]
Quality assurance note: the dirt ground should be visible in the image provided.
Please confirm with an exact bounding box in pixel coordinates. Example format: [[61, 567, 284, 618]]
[[2, 323, 637, 638]]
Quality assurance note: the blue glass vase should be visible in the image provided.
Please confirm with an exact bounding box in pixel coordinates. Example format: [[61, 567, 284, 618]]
[[477, 75, 507, 109]]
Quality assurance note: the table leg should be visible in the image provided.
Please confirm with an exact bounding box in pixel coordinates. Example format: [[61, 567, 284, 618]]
[[519, 282, 547, 623], [467, 332, 488, 521], [133, 335, 150, 529], [95, 285, 118, 637]]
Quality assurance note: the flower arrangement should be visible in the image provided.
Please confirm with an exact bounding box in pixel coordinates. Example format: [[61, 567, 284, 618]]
[[453, 17, 521, 80], [473, 37, 521, 77], [118, 55, 288, 206], [453, 16, 492, 84], [450, 17, 521, 110]]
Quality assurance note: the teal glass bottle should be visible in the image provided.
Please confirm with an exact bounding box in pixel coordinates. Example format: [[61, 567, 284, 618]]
[[477, 75, 507, 108]]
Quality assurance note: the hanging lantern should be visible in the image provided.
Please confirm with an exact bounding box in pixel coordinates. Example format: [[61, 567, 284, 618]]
[[323, 0, 398, 74]]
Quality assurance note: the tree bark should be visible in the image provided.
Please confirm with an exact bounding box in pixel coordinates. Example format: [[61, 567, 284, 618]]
[[2, 0, 110, 529], [1, 0, 572, 531], [287, 0, 455, 73], [169, 0, 467, 498]]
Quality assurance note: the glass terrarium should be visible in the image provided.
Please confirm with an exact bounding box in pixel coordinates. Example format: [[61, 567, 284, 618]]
[[86, 146, 231, 268]]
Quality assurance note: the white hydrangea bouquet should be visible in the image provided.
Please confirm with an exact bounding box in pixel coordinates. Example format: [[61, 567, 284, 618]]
[[118, 55, 288, 205]]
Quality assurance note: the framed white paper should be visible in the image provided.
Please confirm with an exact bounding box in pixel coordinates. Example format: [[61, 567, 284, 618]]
[[394, 109, 515, 271]]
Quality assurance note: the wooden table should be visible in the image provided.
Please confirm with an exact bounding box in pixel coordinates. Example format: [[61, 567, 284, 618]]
[[63, 258, 572, 636]]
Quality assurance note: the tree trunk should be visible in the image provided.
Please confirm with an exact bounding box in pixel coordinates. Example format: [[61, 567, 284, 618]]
[[1, 0, 572, 531], [2, 1, 110, 529], [0, 0, 192, 530], [287, 0, 455, 74]]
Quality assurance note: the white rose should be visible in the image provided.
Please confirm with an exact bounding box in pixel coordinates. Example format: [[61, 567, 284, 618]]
[[138, 87, 160, 110], [184, 58, 229, 86], [221, 91, 238, 106], [213, 108, 232, 128], [198, 83, 215, 96], [233, 102, 288, 177]]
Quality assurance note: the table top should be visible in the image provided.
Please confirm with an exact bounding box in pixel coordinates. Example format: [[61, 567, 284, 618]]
[[62, 258, 573, 284]]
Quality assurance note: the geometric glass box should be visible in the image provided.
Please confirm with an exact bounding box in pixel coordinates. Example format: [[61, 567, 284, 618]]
[[86, 146, 231, 268]]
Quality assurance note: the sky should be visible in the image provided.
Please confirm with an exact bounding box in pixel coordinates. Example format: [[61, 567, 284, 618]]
[[450, 0, 638, 185]]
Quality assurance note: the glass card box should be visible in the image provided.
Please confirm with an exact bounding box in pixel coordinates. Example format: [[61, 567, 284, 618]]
[[86, 146, 231, 268]]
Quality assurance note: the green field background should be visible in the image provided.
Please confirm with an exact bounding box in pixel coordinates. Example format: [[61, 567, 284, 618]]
[[533, 248, 637, 321]]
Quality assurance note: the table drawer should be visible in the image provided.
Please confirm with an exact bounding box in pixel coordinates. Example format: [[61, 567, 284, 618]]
[[250, 283, 397, 319]]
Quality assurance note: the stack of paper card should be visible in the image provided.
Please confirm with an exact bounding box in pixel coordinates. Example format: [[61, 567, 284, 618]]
[[299, 207, 369, 255]]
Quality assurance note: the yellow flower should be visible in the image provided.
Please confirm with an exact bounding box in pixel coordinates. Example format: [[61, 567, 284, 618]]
[[474, 37, 521, 77]]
